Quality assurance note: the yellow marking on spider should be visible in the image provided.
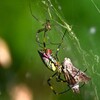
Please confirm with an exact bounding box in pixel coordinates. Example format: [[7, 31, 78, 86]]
[[57, 48, 59, 51], [50, 77, 52, 79], [50, 86, 53, 90], [51, 63, 56, 71], [61, 80, 63, 83]]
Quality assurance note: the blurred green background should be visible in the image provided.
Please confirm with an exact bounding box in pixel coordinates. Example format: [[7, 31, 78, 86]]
[[0, 0, 100, 100]]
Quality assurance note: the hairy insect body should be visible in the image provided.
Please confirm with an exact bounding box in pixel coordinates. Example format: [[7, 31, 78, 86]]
[[63, 58, 91, 93]]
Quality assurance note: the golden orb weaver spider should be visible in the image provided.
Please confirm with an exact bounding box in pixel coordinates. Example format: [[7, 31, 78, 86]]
[[35, 21, 91, 94], [29, 2, 91, 94]]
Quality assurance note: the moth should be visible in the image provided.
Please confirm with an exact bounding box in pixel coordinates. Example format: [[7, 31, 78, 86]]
[[63, 57, 91, 93]]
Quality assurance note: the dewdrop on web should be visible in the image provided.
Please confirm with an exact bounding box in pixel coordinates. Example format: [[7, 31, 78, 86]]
[[0, 37, 12, 68]]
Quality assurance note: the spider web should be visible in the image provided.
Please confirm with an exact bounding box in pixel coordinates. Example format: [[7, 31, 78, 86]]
[[30, 0, 100, 99]]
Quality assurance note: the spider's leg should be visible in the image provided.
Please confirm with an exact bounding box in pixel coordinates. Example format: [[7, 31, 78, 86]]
[[47, 72, 69, 95], [55, 30, 67, 61], [56, 73, 67, 82], [47, 72, 58, 94], [79, 82, 85, 89], [56, 87, 71, 95], [36, 21, 51, 49], [84, 69, 87, 72], [56, 82, 85, 95], [42, 20, 51, 48], [72, 69, 87, 90], [29, 0, 42, 23], [36, 28, 45, 48], [43, 31, 47, 49]]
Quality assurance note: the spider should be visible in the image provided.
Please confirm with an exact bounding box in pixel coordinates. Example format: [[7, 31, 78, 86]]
[[35, 22, 91, 94], [29, 3, 91, 94]]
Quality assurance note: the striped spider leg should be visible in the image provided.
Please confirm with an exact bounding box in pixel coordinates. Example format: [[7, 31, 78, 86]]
[[29, 1, 51, 48], [36, 19, 51, 49]]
